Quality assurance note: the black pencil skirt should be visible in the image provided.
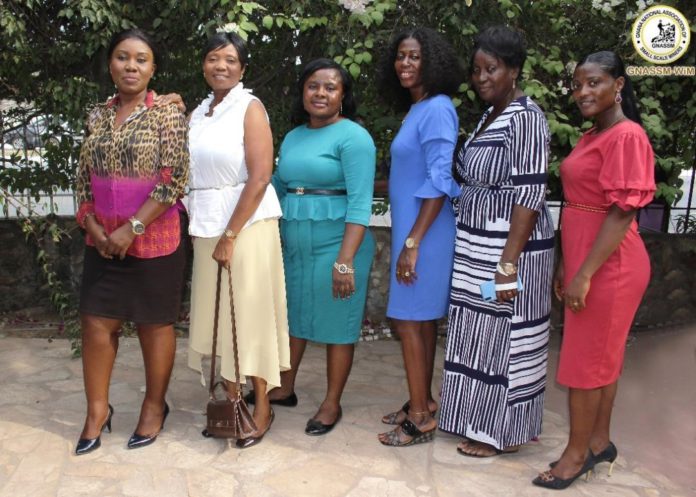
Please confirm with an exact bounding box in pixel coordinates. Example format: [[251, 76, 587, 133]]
[[79, 226, 189, 325]]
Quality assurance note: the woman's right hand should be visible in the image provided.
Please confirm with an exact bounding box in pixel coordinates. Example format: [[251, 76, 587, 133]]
[[212, 237, 235, 268], [553, 262, 565, 302], [85, 217, 112, 259]]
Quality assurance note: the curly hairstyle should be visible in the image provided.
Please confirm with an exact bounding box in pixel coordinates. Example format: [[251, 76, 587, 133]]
[[576, 50, 643, 126], [470, 25, 527, 81], [377, 27, 464, 112], [290, 58, 358, 126]]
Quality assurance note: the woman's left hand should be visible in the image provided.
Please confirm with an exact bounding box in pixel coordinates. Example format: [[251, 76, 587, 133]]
[[332, 269, 356, 300], [152, 92, 186, 114], [212, 237, 234, 268], [105, 224, 136, 259], [564, 273, 590, 312], [395, 248, 418, 285], [495, 272, 518, 302]]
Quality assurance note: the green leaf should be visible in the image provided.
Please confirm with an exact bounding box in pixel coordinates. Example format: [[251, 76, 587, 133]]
[[262, 15, 273, 29], [240, 20, 258, 32], [349, 63, 360, 79]]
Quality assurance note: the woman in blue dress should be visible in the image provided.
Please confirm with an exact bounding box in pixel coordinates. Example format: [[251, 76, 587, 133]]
[[254, 59, 376, 436], [376, 27, 463, 446]]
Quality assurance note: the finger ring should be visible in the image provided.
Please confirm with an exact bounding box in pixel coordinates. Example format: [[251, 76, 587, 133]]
[[404, 271, 410, 277]]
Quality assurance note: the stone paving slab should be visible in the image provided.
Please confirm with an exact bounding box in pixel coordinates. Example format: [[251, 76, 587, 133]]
[[0, 336, 693, 497]]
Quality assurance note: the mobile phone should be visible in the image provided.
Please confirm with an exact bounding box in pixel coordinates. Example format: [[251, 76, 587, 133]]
[[479, 278, 524, 301]]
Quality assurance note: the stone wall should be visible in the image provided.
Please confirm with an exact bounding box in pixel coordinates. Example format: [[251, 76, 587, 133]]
[[1, 219, 694, 330]]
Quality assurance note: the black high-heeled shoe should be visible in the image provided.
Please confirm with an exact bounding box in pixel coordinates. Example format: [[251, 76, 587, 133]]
[[75, 404, 114, 456], [593, 441, 618, 475], [549, 441, 618, 473], [127, 402, 169, 450], [532, 454, 595, 490]]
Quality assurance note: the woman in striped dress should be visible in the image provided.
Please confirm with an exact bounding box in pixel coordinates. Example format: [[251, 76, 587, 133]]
[[438, 26, 554, 457]]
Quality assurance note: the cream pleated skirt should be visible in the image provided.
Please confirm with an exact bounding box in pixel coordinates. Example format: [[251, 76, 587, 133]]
[[187, 219, 290, 391]]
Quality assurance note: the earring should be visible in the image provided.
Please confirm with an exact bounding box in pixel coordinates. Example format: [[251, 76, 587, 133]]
[[340, 103, 343, 115], [512, 79, 516, 90], [615, 91, 622, 104]]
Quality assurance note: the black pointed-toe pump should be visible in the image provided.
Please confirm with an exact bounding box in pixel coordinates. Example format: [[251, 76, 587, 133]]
[[127, 402, 169, 450], [75, 404, 114, 456]]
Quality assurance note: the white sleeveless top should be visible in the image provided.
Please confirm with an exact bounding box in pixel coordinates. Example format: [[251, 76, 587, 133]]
[[187, 83, 282, 237]]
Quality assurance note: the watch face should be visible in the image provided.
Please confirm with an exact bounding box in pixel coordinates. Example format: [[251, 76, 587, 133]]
[[130, 218, 145, 235], [405, 238, 415, 248]]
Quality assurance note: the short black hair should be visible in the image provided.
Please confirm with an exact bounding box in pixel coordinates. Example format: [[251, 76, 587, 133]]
[[377, 27, 464, 111], [576, 50, 643, 125], [107, 29, 160, 67], [470, 25, 527, 80], [202, 32, 249, 67], [290, 58, 357, 125]]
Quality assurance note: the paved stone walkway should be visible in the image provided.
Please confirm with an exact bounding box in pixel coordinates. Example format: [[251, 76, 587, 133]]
[[0, 330, 693, 497]]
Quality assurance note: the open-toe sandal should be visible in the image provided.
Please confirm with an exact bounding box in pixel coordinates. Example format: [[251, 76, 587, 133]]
[[381, 401, 437, 425], [456, 439, 519, 458], [379, 418, 435, 447]]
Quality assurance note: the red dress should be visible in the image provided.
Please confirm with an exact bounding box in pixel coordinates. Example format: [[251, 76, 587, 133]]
[[557, 120, 655, 388]]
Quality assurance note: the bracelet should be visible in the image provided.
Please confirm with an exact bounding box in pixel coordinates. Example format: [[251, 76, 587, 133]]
[[496, 261, 518, 276], [333, 262, 355, 275], [495, 282, 518, 291]]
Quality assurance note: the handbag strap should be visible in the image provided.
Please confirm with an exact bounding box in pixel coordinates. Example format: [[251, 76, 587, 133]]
[[226, 265, 243, 399], [208, 266, 223, 396], [208, 265, 243, 400]]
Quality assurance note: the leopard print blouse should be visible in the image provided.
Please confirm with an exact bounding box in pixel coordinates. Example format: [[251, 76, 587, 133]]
[[76, 91, 189, 258]]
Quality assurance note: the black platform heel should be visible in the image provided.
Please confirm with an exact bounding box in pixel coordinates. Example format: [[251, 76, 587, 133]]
[[75, 404, 114, 456], [127, 402, 169, 450]]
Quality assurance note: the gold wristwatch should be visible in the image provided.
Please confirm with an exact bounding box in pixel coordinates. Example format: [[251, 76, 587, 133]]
[[404, 237, 419, 249], [129, 217, 145, 235], [496, 261, 518, 276], [223, 228, 237, 240]]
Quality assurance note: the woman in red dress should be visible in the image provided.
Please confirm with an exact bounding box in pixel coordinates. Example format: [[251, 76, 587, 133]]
[[533, 51, 655, 489]]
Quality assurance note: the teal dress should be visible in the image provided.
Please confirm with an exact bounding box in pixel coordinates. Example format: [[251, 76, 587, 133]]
[[273, 119, 376, 344]]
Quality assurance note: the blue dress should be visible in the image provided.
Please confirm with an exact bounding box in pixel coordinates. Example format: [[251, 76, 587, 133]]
[[387, 95, 461, 320], [274, 119, 376, 344]]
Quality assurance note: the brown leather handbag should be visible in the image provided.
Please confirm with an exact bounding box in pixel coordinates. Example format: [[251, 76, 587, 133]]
[[205, 265, 257, 439]]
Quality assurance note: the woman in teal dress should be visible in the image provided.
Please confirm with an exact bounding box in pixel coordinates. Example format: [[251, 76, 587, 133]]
[[260, 58, 376, 435]]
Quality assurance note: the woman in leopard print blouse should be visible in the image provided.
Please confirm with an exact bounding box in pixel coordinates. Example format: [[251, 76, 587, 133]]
[[73, 29, 189, 455]]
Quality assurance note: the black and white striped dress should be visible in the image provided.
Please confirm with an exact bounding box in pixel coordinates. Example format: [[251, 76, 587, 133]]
[[438, 97, 554, 449]]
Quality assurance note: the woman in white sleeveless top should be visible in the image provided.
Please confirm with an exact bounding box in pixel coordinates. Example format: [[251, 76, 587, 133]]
[[187, 32, 290, 448]]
